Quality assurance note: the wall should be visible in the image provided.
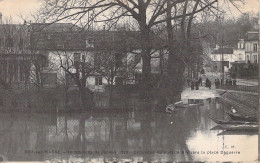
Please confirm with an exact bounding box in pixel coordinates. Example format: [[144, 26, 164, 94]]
[[245, 41, 258, 63], [233, 49, 246, 62]]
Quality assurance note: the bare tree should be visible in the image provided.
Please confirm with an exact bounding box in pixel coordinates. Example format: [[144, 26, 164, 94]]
[[0, 18, 32, 90], [40, 0, 221, 88]]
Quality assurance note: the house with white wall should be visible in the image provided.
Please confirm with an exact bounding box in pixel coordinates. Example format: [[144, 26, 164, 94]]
[[30, 23, 167, 92], [210, 46, 233, 72], [244, 31, 258, 64], [233, 39, 246, 63]]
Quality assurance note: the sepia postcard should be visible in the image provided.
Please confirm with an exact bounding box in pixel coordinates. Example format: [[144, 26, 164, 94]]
[[0, 0, 259, 162]]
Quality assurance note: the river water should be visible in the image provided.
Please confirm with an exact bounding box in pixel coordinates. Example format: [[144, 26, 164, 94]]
[[0, 91, 257, 162]]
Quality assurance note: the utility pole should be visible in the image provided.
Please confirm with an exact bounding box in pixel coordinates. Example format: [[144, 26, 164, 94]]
[[221, 25, 225, 82], [257, 8, 260, 162], [258, 8, 260, 128]]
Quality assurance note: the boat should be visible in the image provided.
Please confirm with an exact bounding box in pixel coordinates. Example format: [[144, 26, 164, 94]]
[[226, 111, 257, 122], [209, 117, 257, 125], [217, 130, 258, 136], [218, 124, 258, 131], [210, 125, 225, 130], [174, 101, 184, 107], [165, 104, 177, 113], [172, 101, 202, 108]]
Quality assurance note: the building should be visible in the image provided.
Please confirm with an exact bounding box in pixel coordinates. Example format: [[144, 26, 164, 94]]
[[233, 39, 246, 63], [0, 21, 167, 92], [0, 23, 34, 88], [229, 31, 259, 78], [210, 46, 233, 72], [30, 23, 167, 92], [244, 31, 258, 64]]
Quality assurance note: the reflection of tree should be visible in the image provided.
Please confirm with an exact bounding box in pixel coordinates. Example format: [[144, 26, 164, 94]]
[[0, 108, 207, 162], [141, 111, 152, 161], [35, 124, 46, 161], [153, 110, 201, 161], [77, 116, 87, 157]]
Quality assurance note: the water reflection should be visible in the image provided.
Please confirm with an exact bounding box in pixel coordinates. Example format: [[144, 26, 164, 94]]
[[0, 97, 257, 162]]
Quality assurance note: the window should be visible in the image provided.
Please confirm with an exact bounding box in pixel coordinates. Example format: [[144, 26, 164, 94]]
[[115, 77, 123, 85], [65, 73, 76, 86], [39, 54, 49, 67], [94, 52, 101, 68], [86, 38, 94, 48], [246, 44, 249, 51], [238, 53, 242, 61], [74, 53, 81, 68], [41, 73, 57, 87], [253, 44, 257, 52], [247, 55, 250, 63], [254, 55, 257, 63], [95, 76, 102, 85], [88, 38, 94, 44], [115, 53, 123, 68]]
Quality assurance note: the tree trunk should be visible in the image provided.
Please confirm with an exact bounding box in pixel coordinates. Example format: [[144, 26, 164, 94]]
[[166, 1, 185, 99], [139, 25, 152, 89], [138, 3, 152, 90]]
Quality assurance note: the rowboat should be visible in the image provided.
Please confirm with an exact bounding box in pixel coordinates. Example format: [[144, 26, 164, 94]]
[[218, 124, 258, 131], [226, 111, 257, 122], [166, 104, 177, 113], [209, 117, 257, 125], [217, 130, 258, 136]]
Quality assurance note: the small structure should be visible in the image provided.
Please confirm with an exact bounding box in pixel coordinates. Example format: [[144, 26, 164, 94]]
[[210, 46, 233, 73]]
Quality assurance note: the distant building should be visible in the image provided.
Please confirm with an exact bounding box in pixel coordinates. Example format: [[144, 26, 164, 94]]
[[229, 31, 259, 78], [232, 39, 246, 63], [0, 21, 167, 92], [0, 24, 34, 88], [30, 23, 166, 92], [210, 46, 233, 72], [244, 31, 258, 64]]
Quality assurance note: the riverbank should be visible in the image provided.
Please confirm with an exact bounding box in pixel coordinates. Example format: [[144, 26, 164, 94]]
[[216, 89, 258, 116]]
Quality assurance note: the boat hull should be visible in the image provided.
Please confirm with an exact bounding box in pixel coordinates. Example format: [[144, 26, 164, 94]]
[[226, 111, 257, 122], [209, 117, 256, 125]]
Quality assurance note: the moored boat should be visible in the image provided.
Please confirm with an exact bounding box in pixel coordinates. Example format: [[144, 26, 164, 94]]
[[226, 111, 257, 122], [217, 130, 258, 136], [218, 124, 258, 131], [166, 104, 177, 113], [209, 117, 257, 125]]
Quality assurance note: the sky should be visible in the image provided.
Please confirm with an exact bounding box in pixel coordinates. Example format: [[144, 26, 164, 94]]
[[0, 0, 259, 23]]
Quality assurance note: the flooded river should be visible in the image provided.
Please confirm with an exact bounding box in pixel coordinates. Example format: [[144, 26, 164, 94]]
[[0, 95, 257, 162]]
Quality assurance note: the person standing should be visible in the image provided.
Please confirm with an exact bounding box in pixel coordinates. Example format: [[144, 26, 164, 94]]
[[199, 77, 202, 86], [229, 79, 232, 85], [216, 78, 220, 88], [187, 78, 190, 86], [191, 80, 194, 90], [195, 80, 199, 90], [225, 79, 229, 85], [205, 78, 209, 88], [209, 80, 211, 89], [233, 79, 237, 86]]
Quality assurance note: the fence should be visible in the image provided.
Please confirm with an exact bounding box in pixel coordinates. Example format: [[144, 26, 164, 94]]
[[217, 84, 258, 93]]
